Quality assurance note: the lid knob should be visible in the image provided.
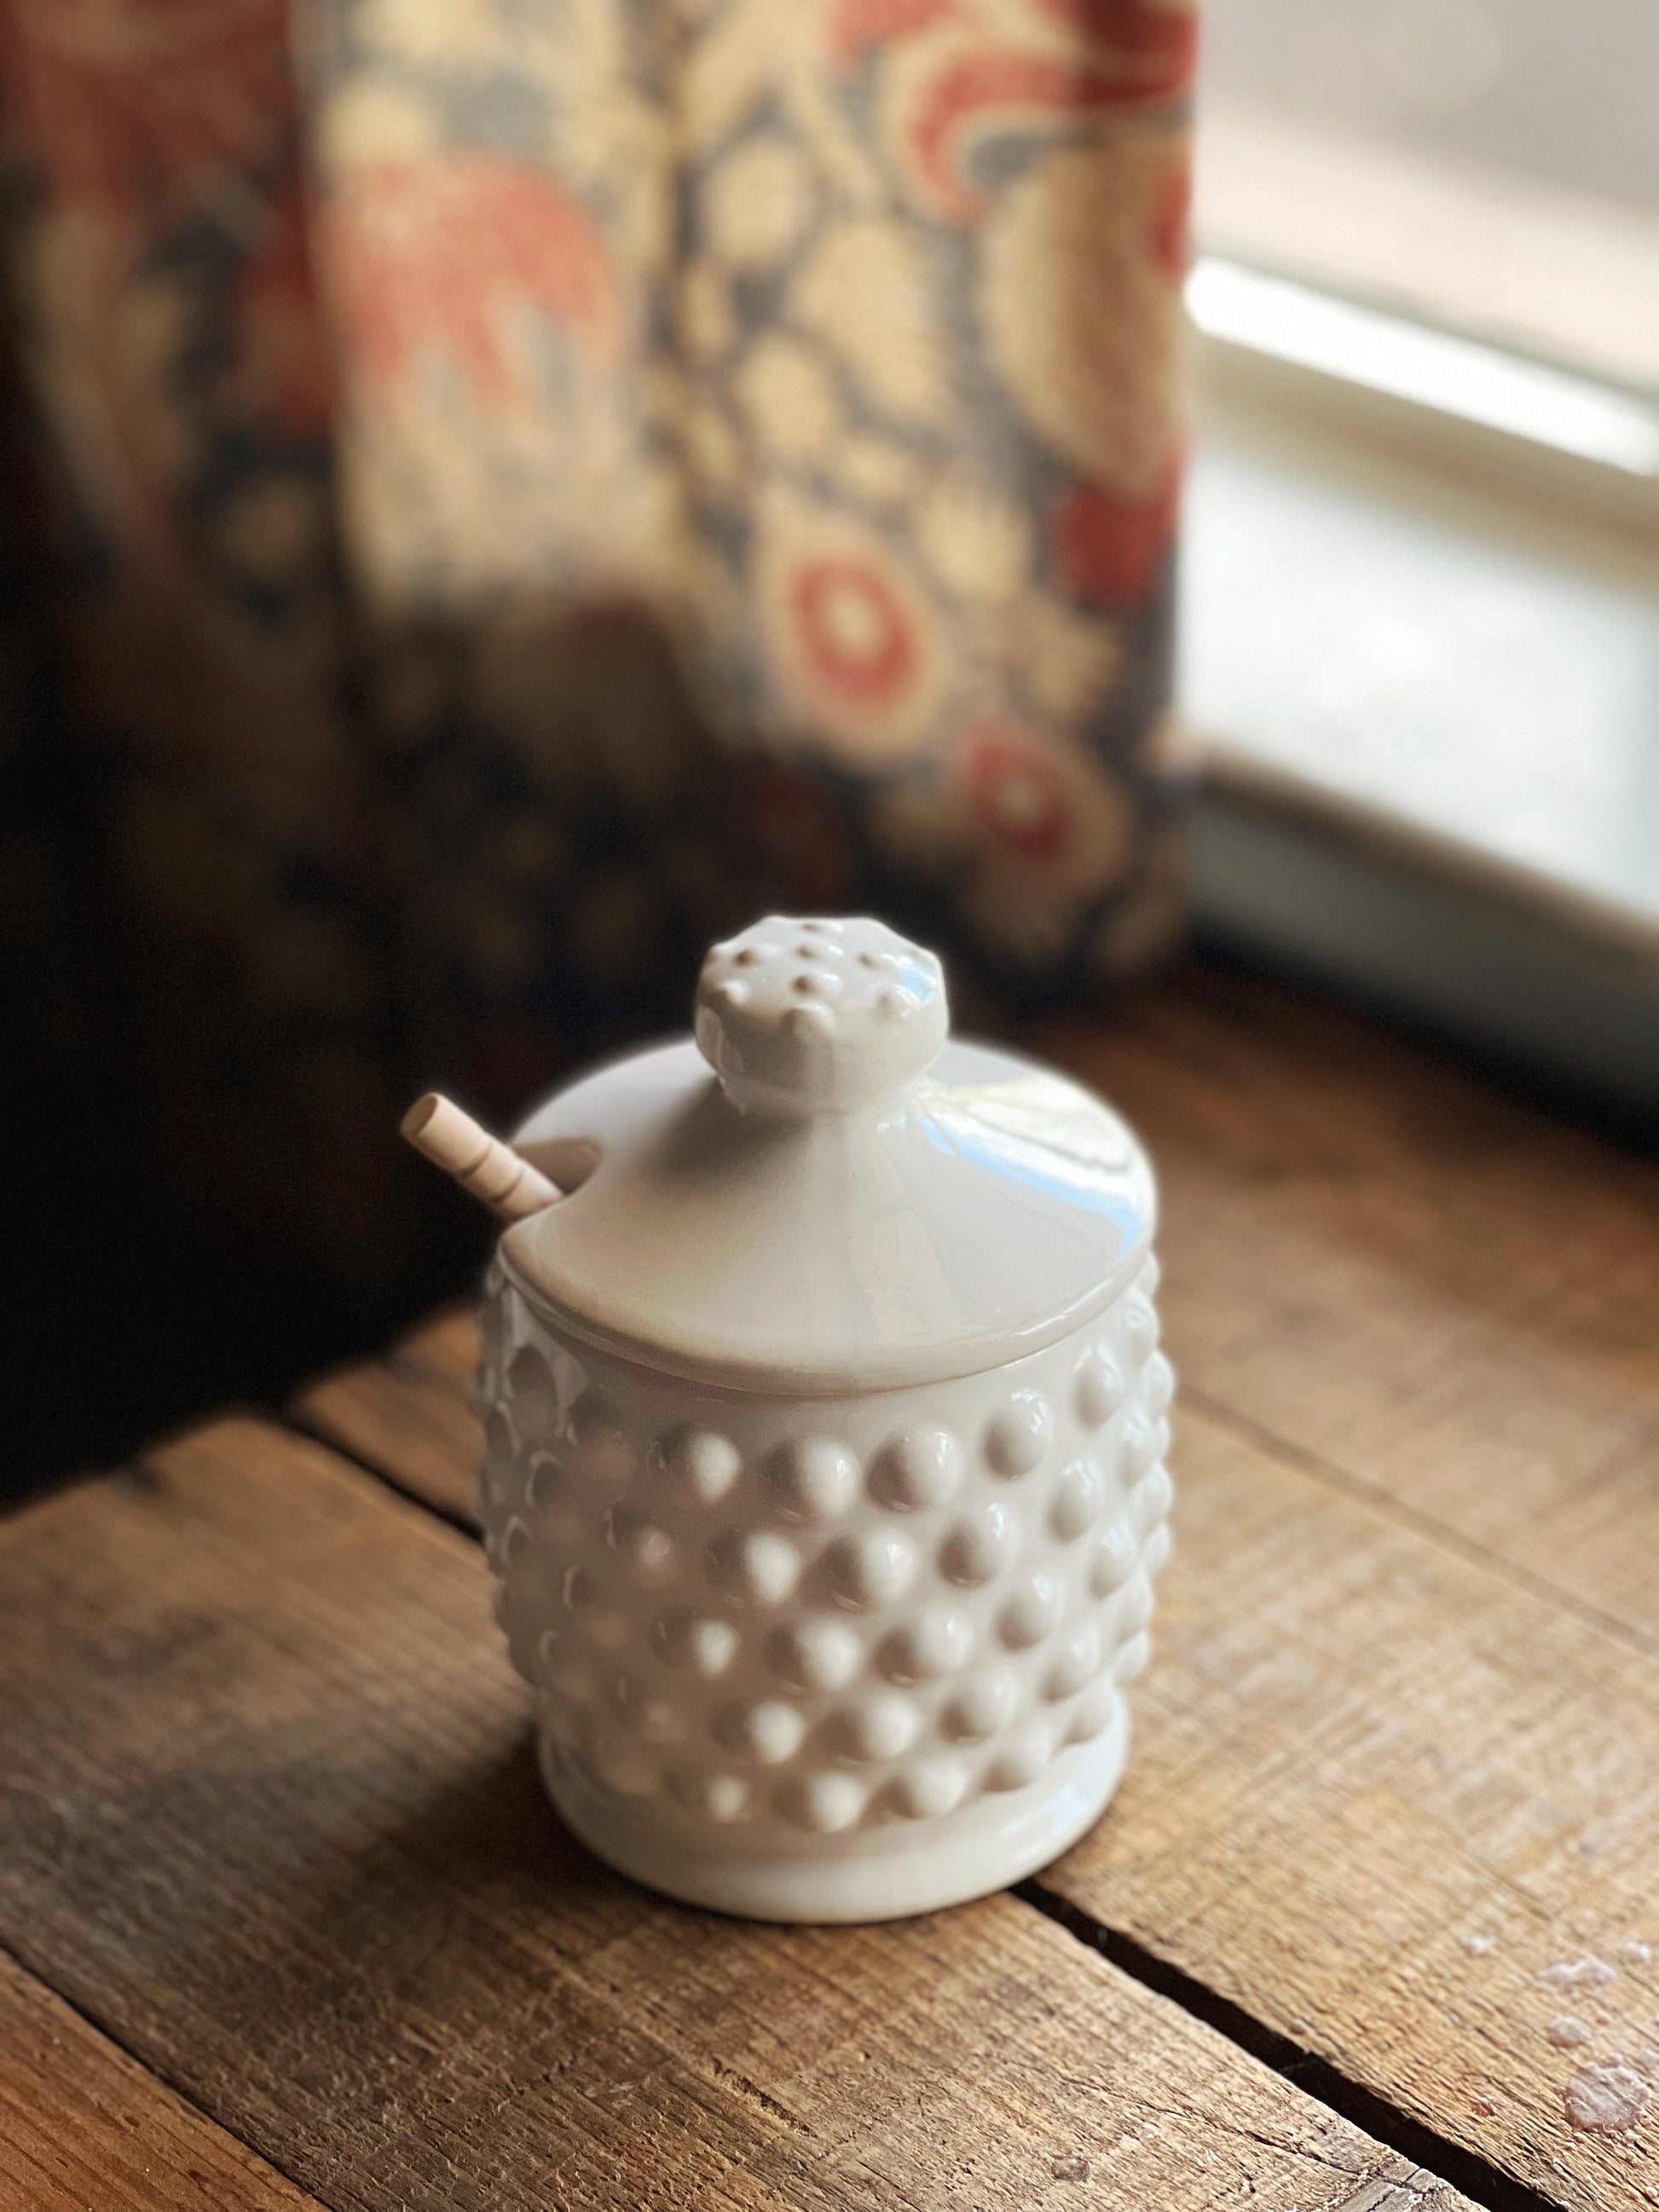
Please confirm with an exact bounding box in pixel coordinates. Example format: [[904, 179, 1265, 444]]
[[695, 915, 948, 1116]]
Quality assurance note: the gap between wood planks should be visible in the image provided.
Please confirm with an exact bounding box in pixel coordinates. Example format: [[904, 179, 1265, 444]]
[[1, 1418, 1490, 2212], [296, 1320, 1659, 2211], [1013, 1891, 1559, 2212], [280, 1394, 1548, 2212], [0, 1937, 328, 2212]]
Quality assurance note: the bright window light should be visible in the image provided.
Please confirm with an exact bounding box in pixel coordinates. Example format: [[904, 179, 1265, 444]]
[[1188, 256, 1659, 478]]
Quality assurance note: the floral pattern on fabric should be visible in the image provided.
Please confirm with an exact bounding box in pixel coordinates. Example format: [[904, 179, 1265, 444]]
[[1, 0, 1194, 1281], [0, 0, 409, 1275], [312, 0, 1194, 1011]]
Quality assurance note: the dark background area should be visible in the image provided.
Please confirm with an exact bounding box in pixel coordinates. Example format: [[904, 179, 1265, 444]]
[[2, 1059, 485, 1500], [0, 427, 487, 1498]]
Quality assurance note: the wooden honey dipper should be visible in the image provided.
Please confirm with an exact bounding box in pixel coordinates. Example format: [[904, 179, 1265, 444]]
[[400, 1094, 560, 1222]]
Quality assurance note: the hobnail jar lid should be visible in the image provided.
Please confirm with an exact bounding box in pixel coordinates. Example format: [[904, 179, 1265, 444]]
[[500, 915, 1155, 1394]]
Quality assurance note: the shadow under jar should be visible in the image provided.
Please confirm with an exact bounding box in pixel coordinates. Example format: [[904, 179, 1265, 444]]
[[475, 915, 1172, 1922]]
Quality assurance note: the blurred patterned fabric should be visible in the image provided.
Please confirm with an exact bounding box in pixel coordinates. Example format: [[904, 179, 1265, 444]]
[[1, 0, 1194, 1285]]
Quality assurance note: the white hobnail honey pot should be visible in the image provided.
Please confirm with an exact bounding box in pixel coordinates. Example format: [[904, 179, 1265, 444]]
[[404, 915, 1173, 1922]]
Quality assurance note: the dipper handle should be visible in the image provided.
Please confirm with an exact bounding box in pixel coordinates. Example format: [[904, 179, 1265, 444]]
[[401, 1094, 559, 1222]]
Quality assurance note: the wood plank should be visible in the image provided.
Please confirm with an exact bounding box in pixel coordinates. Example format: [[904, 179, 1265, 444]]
[[0, 1949, 318, 2212], [294, 1355, 479, 1523], [0, 1420, 1459, 2212], [1036, 967, 1659, 1650], [321, 1353, 1659, 2208], [1049, 1404, 1659, 2212], [394, 1302, 482, 1393]]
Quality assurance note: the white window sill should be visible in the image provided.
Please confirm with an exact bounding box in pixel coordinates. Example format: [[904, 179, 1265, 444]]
[[1194, 96, 1659, 398], [1181, 357, 1659, 1118]]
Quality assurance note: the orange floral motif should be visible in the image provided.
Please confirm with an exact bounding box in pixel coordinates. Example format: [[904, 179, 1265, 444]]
[[324, 153, 620, 408], [879, 718, 1135, 959], [757, 498, 950, 766], [0, 0, 331, 630], [1054, 462, 1181, 608], [792, 557, 917, 706], [966, 723, 1076, 858], [884, 4, 1194, 222], [0, 0, 1193, 1254]]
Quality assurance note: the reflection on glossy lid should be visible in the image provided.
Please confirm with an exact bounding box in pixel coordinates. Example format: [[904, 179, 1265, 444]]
[[501, 916, 1155, 1393]]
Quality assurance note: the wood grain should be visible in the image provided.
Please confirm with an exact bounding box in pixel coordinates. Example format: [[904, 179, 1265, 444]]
[[1052, 1403, 1659, 2212], [322, 1348, 1659, 2207], [0, 1419, 1460, 2212], [292, 965, 1659, 2203], [1036, 967, 1659, 1650], [295, 1354, 480, 1523], [0, 1949, 319, 2212]]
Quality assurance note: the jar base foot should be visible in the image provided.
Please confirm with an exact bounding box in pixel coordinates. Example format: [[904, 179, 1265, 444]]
[[536, 1695, 1130, 1923]]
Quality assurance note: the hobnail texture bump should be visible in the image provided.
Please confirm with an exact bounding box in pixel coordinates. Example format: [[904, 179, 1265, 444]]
[[477, 1254, 1172, 1922], [695, 915, 949, 1116]]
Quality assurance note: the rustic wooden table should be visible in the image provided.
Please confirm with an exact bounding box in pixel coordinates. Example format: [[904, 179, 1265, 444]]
[[4, 966, 1657, 2212]]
